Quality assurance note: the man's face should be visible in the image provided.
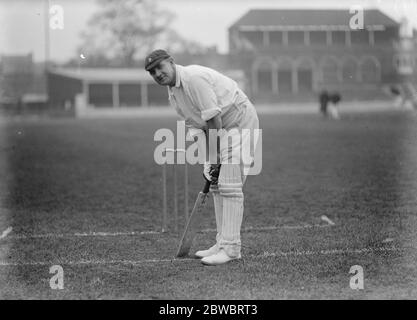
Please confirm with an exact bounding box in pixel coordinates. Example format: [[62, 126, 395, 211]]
[[148, 59, 176, 86]]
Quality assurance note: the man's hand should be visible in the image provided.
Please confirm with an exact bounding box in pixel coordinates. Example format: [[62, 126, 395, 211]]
[[209, 164, 221, 184], [203, 162, 221, 184]]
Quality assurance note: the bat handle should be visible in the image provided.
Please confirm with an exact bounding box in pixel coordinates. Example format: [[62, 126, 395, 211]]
[[202, 178, 211, 194]]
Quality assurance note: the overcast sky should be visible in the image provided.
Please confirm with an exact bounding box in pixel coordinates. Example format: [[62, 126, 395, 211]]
[[0, 0, 416, 62]]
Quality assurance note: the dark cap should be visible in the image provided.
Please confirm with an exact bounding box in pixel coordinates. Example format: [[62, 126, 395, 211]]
[[144, 49, 171, 71]]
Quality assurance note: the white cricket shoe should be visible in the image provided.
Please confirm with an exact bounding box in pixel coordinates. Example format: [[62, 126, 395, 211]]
[[194, 244, 219, 258], [201, 249, 241, 266]]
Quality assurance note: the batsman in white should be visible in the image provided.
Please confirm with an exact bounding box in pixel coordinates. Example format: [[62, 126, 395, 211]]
[[145, 50, 259, 266]]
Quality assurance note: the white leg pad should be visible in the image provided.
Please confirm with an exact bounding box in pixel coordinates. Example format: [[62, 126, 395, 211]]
[[210, 183, 223, 243], [218, 164, 244, 258]]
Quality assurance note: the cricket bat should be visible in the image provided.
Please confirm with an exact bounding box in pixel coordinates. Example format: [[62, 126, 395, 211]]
[[176, 178, 211, 258]]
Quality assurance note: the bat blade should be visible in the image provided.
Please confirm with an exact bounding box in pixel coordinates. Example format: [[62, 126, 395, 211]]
[[176, 191, 209, 258]]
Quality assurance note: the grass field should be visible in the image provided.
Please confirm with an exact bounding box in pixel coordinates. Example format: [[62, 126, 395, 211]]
[[0, 107, 417, 299]]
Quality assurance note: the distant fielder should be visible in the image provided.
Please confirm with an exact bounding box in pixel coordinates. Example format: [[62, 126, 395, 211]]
[[145, 49, 259, 266]]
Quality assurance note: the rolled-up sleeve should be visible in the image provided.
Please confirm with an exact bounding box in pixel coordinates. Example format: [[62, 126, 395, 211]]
[[188, 75, 221, 121]]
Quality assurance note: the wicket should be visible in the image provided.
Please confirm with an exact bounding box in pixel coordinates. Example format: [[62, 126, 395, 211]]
[[162, 148, 189, 233]]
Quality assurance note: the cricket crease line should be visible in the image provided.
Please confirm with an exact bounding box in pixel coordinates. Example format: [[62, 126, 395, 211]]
[[202, 223, 332, 233], [261, 246, 406, 257], [0, 246, 405, 267], [4, 230, 161, 240], [2, 224, 333, 240]]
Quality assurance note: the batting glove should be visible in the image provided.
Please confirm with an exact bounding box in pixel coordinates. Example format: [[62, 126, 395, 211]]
[[203, 162, 221, 184]]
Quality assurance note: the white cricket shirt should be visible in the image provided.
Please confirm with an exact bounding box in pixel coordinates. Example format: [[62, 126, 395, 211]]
[[167, 64, 249, 132]]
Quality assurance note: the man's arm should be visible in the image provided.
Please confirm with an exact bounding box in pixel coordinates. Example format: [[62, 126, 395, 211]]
[[206, 114, 222, 165], [187, 75, 222, 164], [188, 75, 221, 122]]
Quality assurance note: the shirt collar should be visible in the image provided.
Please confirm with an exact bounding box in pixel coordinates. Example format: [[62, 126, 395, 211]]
[[174, 64, 182, 88], [168, 65, 182, 96]]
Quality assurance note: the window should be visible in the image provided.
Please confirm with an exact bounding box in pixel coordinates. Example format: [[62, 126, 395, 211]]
[[277, 59, 293, 93], [332, 31, 346, 45], [240, 30, 263, 48], [297, 60, 314, 92], [360, 58, 379, 82], [288, 31, 304, 45], [393, 54, 414, 75], [351, 30, 369, 45], [258, 70, 273, 92], [89, 83, 112, 107], [147, 83, 168, 106], [257, 61, 274, 92], [119, 84, 141, 107], [310, 31, 326, 45], [321, 58, 339, 83], [270, 31, 283, 45], [374, 28, 397, 45], [278, 71, 292, 93], [342, 59, 358, 82]]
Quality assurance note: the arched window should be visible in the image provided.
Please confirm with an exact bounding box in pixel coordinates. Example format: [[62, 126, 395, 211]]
[[320, 56, 339, 83], [277, 58, 293, 93], [253, 59, 276, 93], [296, 58, 315, 92], [342, 57, 359, 82], [360, 57, 380, 82]]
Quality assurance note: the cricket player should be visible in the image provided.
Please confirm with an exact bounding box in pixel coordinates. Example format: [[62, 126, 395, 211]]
[[145, 49, 259, 266]]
